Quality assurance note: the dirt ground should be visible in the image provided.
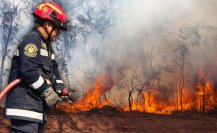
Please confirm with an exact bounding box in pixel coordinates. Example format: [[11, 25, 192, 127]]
[[1, 105, 217, 133]]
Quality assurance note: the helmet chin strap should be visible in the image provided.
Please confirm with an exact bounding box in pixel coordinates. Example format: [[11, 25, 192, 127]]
[[42, 24, 56, 42]]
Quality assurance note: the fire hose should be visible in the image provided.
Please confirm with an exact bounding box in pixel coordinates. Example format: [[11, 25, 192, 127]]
[[0, 78, 22, 101], [0, 78, 75, 102]]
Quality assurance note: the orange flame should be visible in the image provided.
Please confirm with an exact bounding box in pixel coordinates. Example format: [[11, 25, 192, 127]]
[[74, 75, 110, 109], [59, 75, 112, 112], [59, 71, 217, 114]]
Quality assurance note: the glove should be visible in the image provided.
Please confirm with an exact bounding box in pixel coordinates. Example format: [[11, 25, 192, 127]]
[[55, 83, 66, 96], [55, 85, 71, 97], [60, 91, 78, 102], [41, 87, 61, 107], [55, 83, 79, 102]]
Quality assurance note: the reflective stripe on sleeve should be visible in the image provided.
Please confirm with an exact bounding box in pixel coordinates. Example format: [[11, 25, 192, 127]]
[[51, 54, 55, 60], [6, 108, 43, 121], [30, 76, 44, 89], [40, 49, 48, 57], [56, 80, 63, 84]]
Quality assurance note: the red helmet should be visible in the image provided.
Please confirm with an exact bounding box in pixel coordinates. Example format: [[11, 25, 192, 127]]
[[33, 2, 68, 30]]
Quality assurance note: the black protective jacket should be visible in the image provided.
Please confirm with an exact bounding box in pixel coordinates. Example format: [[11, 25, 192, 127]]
[[6, 28, 64, 123]]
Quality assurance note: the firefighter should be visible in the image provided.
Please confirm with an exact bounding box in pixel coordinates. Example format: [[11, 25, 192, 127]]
[[6, 2, 69, 133]]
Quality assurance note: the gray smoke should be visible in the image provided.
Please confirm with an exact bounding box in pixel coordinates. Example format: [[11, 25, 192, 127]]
[[94, 0, 217, 103], [103, 0, 217, 65]]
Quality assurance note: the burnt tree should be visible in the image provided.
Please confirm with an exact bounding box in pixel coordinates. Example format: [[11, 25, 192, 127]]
[[0, 2, 19, 89]]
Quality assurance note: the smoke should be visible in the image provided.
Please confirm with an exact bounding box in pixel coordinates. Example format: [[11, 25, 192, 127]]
[[100, 0, 217, 73], [95, 0, 217, 103]]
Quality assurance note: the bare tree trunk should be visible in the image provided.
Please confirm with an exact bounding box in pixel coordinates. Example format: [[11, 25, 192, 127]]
[[179, 57, 185, 111], [201, 66, 208, 113], [180, 75, 184, 111], [1, 12, 14, 89], [147, 81, 151, 107], [176, 77, 179, 110], [128, 90, 133, 112]]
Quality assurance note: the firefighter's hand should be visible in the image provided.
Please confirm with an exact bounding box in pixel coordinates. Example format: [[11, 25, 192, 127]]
[[55, 84, 66, 96], [41, 87, 61, 107], [59, 91, 79, 102]]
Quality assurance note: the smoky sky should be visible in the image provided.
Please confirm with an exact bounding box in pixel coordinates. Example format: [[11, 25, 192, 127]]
[[1, 0, 217, 92], [101, 0, 217, 71]]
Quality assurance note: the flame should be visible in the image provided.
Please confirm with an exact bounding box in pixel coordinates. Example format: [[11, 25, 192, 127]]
[[73, 75, 110, 109], [59, 70, 217, 114], [59, 75, 112, 112], [195, 82, 217, 112]]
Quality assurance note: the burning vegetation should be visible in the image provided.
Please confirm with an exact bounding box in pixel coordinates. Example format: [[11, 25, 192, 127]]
[[53, 1, 217, 116], [59, 67, 217, 114], [58, 25, 217, 114]]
